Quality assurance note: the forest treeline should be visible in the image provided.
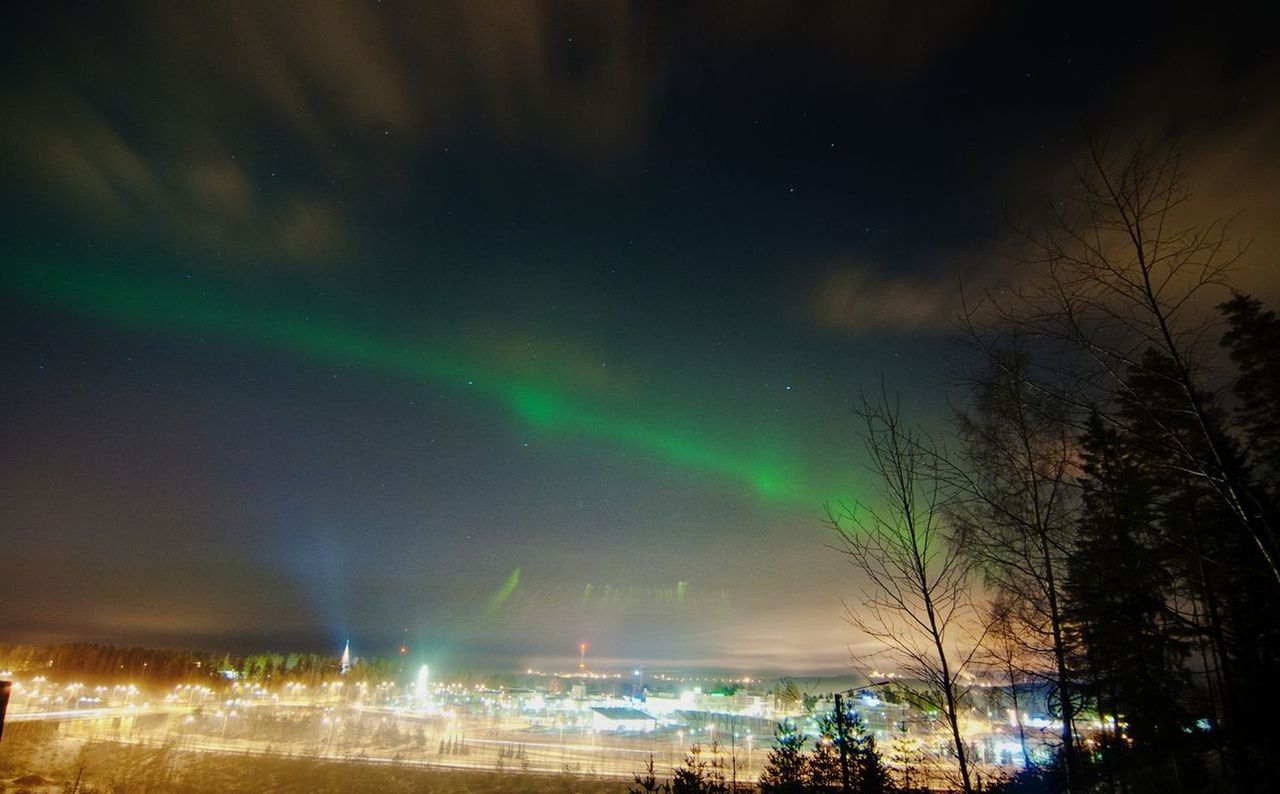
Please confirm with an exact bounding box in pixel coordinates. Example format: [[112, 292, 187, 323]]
[[0, 643, 397, 687], [640, 138, 1280, 794], [811, 139, 1280, 794]]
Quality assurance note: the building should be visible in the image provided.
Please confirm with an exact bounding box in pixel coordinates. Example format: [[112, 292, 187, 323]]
[[590, 706, 657, 733]]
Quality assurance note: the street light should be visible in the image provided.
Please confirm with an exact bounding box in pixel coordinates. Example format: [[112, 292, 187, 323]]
[[217, 709, 237, 744], [323, 715, 341, 754]]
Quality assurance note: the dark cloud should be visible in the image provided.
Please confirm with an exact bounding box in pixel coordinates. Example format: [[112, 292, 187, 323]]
[[3, 2, 657, 266], [798, 2, 1280, 335], [3, 1, 999, 271]]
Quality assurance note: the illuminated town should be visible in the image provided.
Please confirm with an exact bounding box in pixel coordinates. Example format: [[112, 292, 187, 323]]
[[3, 640, 1097, 789], [3, 2, 1279, 793]]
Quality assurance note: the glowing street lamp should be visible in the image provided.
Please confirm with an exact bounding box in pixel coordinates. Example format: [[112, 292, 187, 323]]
[[323, 715, 341, 753], [218, 709, 236, 742]]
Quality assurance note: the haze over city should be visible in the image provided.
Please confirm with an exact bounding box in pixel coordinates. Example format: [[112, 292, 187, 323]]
[[4, 2, 1276, 674], [4, 7, 1280, 793]]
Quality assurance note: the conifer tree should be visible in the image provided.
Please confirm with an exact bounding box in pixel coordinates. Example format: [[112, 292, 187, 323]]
[[758, 723, 807, 792], [1065, 411, 1192, 789]]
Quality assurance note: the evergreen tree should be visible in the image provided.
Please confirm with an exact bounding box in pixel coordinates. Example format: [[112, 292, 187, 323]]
[[807, 705, 894, 793], [1120, 347, 1278, 790], [1065, 411, 1192, 790], [628, 754, 671, 794], [1218, 294, 1280, 789], [758, 723, 807, 792], [807, 737, 842, 792], [1221, 293, 1280, 494], [848, 718, 892, 794], [672, 743, 723, 794], [887, 725, 926, 794]]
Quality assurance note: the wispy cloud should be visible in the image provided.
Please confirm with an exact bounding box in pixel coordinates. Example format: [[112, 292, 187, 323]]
[[2, 2, 660, 267], [3, 1, 997, 270], [5, 83, 352, 266], [806, 244, 1017, 334], [811, 263, 966, 333]]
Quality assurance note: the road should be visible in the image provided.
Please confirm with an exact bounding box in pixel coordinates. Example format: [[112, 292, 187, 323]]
[[17, 702, 760, 782]]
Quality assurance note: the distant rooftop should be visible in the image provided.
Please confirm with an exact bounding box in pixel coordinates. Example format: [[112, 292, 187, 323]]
[[590, 707, 655, 721]]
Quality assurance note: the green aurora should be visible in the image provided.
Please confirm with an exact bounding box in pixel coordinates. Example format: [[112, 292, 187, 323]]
[[485, 567, 521, 618], [5, 260, 850, 508]]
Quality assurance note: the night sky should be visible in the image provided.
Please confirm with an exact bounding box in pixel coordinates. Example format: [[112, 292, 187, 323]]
[[3, 2, 1278, 673]]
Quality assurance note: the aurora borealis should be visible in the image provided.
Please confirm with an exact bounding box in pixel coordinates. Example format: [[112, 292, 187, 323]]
[[4, 259, 832, 506], [3, 2, 1279, 672]]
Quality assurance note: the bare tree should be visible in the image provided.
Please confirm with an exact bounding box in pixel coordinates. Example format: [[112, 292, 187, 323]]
[[830, 390, 985, 794], [955, 134, 1280, 790], [965, 134, 1280, 586], [980, 595, 1035, 771], [945, 350, 1083, 787]]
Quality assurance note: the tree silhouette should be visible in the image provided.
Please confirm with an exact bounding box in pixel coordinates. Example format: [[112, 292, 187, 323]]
[[830, 390, 983, 794], [759, 723, 807, 792]]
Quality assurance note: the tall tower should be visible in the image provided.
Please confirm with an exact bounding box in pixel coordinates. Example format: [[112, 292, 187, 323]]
[[578, 642, 587, 670], [340, 640, 351, 675]]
